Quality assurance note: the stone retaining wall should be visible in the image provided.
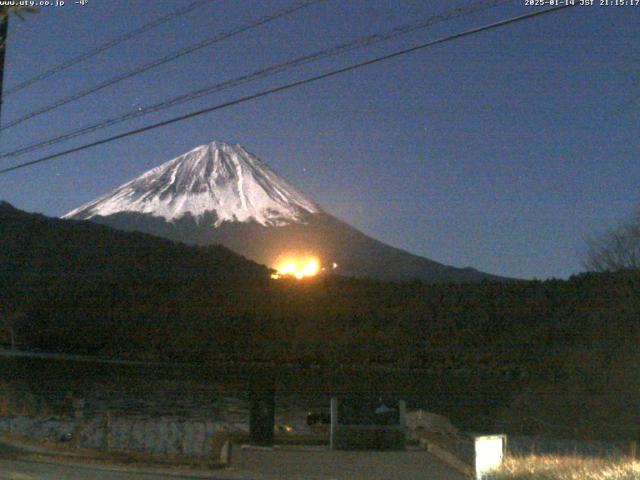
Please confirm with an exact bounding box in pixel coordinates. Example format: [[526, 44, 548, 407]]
[[0, 414, 247, 457]]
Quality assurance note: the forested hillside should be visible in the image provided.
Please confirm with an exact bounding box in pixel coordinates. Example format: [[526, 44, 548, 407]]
[[2, 202, 639, 438], [2, 201, 638, 366]]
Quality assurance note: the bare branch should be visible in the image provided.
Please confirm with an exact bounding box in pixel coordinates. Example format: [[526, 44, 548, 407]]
[[584, 211, 640, 272]]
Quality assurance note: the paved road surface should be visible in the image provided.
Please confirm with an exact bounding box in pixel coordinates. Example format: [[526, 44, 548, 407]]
[[0, 443, 245, 480], [0, 440, 466, 479], [0, 459, 197, 479], [232, 445, 468, 480]]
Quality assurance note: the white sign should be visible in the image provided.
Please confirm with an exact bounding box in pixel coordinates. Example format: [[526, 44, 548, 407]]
[[475, 435, 505, 479]]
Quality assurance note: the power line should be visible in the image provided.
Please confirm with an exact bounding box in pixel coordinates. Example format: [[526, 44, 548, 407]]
[[3, 0, 213, 97], [0, 0, 512, 161], [0, 5, 575, 176], [0, 0, 324, 132]]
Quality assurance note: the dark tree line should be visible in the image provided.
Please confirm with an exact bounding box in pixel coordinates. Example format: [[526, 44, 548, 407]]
[[2, 201, 639, 368], [585, 210, 640, 272]]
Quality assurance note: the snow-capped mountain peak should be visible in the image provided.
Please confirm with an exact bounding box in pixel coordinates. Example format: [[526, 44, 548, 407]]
[[63, 141, 321, 227]]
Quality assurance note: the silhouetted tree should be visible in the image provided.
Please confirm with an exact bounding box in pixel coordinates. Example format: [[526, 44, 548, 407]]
[[585, 210, 640, 272], [0, 5, 37, 48]]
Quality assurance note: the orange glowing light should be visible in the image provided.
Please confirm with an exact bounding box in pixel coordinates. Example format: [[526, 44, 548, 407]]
[[271, 256, 320, 280]]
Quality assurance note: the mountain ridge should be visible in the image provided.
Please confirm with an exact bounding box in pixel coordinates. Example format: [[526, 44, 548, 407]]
[[63, 141, 320, 227], [64, 141, 508, 283], [0, 199, 270, 283]]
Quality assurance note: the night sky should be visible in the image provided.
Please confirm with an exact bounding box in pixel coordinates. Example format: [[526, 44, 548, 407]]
[[0, 0, 638, 280]]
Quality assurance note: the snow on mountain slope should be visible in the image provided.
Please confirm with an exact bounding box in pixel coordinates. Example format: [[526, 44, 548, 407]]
[[63, 141, 320, 227]]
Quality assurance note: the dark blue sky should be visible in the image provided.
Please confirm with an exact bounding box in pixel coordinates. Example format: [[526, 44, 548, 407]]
[[0, 0, 638, 279]]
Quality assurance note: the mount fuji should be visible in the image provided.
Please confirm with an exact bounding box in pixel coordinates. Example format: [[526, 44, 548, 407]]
[[64, 141, 504, 283]]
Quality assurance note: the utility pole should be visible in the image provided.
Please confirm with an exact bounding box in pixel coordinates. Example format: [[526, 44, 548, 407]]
[[0, 12, 8, 126]]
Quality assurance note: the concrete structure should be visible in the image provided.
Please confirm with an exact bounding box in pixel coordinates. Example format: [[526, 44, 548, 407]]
[[330, 397, 406, 450], [0, 415, 236, 458]]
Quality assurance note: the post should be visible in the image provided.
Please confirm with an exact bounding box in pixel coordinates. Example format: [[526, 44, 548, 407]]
[[398, 400, 406, 431], [329, 397, 338, 450], [105, 411, 113, 451], [248, 374, 275, 446], [630, 440, 638, 460], [220, 440, 232, 464], [0, 12, 8, 125]]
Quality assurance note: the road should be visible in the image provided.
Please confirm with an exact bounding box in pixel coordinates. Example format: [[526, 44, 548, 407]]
[[0, 458, 193, 479], [0, 452, 466, 480], [232, 446, 468, 480], [0, 443, 246, 480], [0, 437, 466, 479]]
